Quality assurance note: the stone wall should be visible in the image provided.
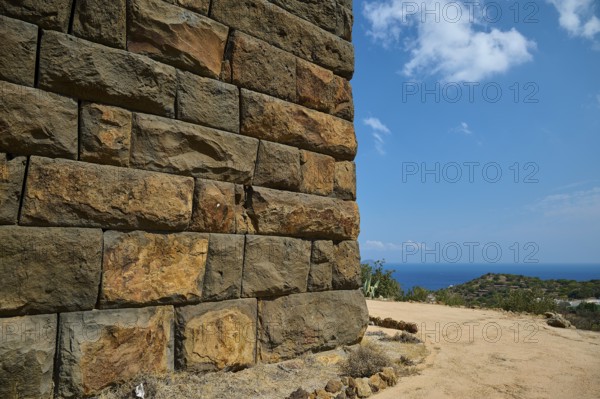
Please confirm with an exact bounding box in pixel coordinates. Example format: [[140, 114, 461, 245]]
[[0, 0, 367, 397]]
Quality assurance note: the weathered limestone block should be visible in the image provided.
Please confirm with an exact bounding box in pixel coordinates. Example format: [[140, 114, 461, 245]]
[[242, 186, 359, 240], [0, 0, 73, 31], [300, 150, 335, 196], [269, 0, 338, 35], [176, 299, 257, 371], [334, 161, 356, 200], [333, 241, 361, 290], [79, 102, 132, 166], [73, 0, 126, 48], [308, 240, 334, 292], [20, 157, 194, 230], [0, 81, 78, 158], [253, 141, 301, 191], [189, 178, 236, 233], [211, 0, 354, 78], [241, 89, 357, 160], [164, 0, 210, 15], [228, 31, 296, 102], [100, 231, 209, 307], [128, 0, 228, 78], [234, 184, 257, 235], [57, 306, 174, 398], [242, 235, 311, 298], [336, 4, 353, 41], [202, 233, 245, 301], [0, 226, 102, 316], [0, 155, 26, 224], [0, 16, 37, 86], [297, 59, 354, 121], [0, 314, 57, 399], [258, 290, 368, 362], [177, 70, 239, 133], [339, 0, 353, 11], [131, 113, 258, 184], [39, 31, 177, 116]]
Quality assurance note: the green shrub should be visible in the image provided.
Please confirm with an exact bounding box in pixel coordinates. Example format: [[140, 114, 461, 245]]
[[499, 288, 556, 314], [360, 260, 402, 299]]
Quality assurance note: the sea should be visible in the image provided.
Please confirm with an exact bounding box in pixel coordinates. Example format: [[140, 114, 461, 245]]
[[384, 263, 600, 292]]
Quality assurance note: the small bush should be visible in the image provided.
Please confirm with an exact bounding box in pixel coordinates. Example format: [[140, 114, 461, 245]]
[[382, 331, 422, 344], [341, 342, 394, 378]]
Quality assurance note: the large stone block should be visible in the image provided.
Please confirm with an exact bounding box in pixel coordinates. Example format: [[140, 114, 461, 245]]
[[131, 113, 258, 184], [332, 241, 361, 290], [0, 16, 37, 86], [202, 234, 245, 301], [228, 31, 296, 102], [0, 314, 57, 399], [308, 240, 334, 292], [177, 70, 239, 133], [176, 299, 257, 371], [334, 161, 356, 200], [0, 81, 78, 158], [164, 0, 210, 15], [234, 184, 257, 235], [269, 0, 338, 35], [39, 31, 177, 116], [211, 0, 354, 78], [253, 140, 301, 191], [336, 3, 353, 41], [241, 89, 357, 160], [0, 154, 26, 224], [0, 0, 73, 31], [20, 157, 194, 230], [258, 290, 368, 362], [128, 0, 228, 78], [242, 235, 311, 298], [57, 306, 174, 398], [300, 150, 335, 196], [296, 59, 354, 121], [189, 178, 236, 233], [100, 231, 209, 307], [79, 102, 132, 167], [72, 0, 126, 48], [242, 186, 359, 240], [0, 226, 102, 316]]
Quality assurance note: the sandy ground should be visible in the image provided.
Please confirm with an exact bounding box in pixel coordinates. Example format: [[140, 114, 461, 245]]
[[368, 300, 600, 399]]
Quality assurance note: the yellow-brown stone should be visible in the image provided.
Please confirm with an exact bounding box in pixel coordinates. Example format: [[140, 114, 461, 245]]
[[300, 150, 335, 196]]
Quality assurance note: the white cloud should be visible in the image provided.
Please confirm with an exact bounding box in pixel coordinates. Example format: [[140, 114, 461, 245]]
[[363, 240, 424, 251], [546, 0, 600, 39], [531, 187, 600, 218], [363, 0, 536, 81], [364, 240, 386, 250], [451, 122, 472, 135], [363, 117, 391, 155]]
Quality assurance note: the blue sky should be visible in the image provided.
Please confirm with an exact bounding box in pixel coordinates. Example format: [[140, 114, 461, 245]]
[[352, 0, 600, 264]]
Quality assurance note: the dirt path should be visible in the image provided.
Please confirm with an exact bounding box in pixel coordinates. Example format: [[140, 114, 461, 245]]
[[367, 300, 600, 399]]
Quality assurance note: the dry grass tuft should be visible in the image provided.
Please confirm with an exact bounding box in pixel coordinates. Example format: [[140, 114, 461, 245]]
[[340, 341, 394, 378]]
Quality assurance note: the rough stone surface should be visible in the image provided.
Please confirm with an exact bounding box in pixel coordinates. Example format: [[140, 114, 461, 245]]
[[242, 235, 311, 298], [73, 0, 126, 48], [177, 70, 239, 133], [57, 306, 174, 398], [0, 81, 78, 158], [39, 31, 177, 116], [189, 178, 236, 233], [0, 155, 26, 224], [176, 299, 257, 371], [128, 0, 228, 78], [258, 290, 368, 362], [202, 233, 245, 301], [211, 0, 354, 78], [0, 314, 57, 399], [334, 161, 356, 200], [229, 31, 296, 102], [325, 379, 344, 393], [79, 102, 132, 167], [269, 0, 338, 34], [332, 241, 361, 290], [164, 0, 210, 14], [241, 89, 357, 160], [308, 241, 334, 292], [0, 15, 37, 86], [297, 59, 354, 121], [336, 4, 353, 41], [20, 157, 194, 230], [235, 184, 257, 235], [0, 0, 73, 31], [253, 141, 301, 191], [368, 374, 387, 392], [0, 226, 102, 316], [354, 378, 372, 398], [100, 231, 209, 307], [300, 150, 335, 196], [243, 186, 360, 240], [131, 113, 258, 184]]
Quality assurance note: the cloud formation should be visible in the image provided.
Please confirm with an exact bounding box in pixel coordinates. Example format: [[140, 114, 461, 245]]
[[531, 187, 600, 218], [363, 117, 391, 155], [546, 0, 600, 39]]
